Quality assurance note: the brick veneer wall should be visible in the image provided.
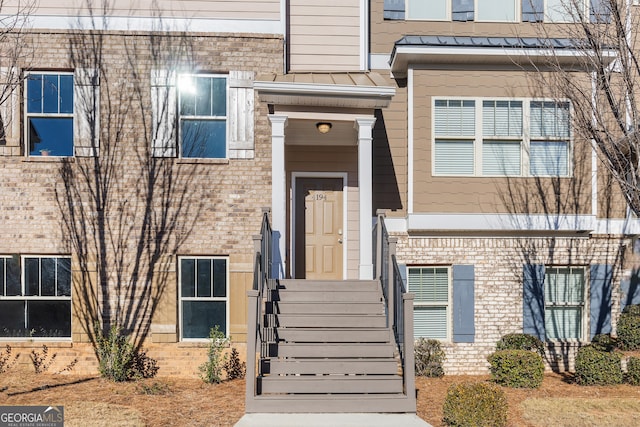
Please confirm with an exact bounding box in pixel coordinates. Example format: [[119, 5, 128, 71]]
[[395, 233, 627, 374], [0, 29, 282, 376]]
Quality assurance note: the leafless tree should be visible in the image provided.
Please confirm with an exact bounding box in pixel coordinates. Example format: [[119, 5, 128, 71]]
[[55, 1, 205, 352], [524, 0, 640, 217]]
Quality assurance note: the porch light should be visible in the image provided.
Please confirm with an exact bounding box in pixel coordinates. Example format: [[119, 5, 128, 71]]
[[316, 122, 332, 134]]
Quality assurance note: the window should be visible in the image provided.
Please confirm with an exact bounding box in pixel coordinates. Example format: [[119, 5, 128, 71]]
[[434, 99, 475, 176], [178, 74, 227, 159], [0, 256, 71, 338], [544, 267, 586, 340], [433, 98, 571, 177], [401, 0, 608, 22], [408, 267, 450, 340], [179, 256, 228, 339], [530, 101, 570, 176], [25, 72, 74, 157]]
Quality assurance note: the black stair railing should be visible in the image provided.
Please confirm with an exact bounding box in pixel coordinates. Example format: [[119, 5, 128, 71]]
[[246, 208, 272, 409], [374, 210, 416, 404]]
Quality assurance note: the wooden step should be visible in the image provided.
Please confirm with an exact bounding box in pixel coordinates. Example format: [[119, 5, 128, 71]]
[[263, 358, 399, 375], [246, 393, 416, 413], [273, 314, 387, 328], [274, 327, 391, 343], [277, 280, 379, 292], [275, 343, 395, 358], [272, 290, 382, 303], [259, 375, 403, 394], [267, 301, 383, 315]]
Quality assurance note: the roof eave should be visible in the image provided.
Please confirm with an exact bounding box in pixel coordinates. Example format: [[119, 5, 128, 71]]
[[389, 45, 618, 78]]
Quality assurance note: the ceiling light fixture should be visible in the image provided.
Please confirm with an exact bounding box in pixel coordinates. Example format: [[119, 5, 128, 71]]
[[316, 122, 332, 134]]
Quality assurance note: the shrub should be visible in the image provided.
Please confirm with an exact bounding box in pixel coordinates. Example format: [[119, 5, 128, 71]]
[[223, 347, 246, 380], [0, 345, 19, 373], [591, 334, 618, 352], [617, 307, 640, 350], [487, 349, 544, 388], [95, 323, 158, 381], [495, 333, 545, 357], [199, 326, 229, 384], [625, 356, 640, 386], [623, 304, 640, 317], [414, 338, 446, 377], [31, 345, 57, 374], [442, 381, 507, 427], [574, 344, 622, 386]]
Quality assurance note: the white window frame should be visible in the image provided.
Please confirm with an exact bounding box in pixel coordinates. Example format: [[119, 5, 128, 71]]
[[432, 97, 572, 178], [406, 0, 519, 22], [544, 266, 587, 341], [24, 71, 74, 157], [0, 255, 72, 340], [408, 266, 452, 341], [177, 73, 229, 159], [178, 255, 229, 341]]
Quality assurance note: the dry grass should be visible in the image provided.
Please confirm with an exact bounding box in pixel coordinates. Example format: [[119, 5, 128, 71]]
[[2, 371, 640, 426]]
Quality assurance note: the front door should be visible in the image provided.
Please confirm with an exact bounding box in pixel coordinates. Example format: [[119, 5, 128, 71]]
[[294, 178, 343, 280]]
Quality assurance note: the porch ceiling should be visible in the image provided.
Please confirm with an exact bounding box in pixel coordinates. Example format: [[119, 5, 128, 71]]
[[254, 72, 396, 109]]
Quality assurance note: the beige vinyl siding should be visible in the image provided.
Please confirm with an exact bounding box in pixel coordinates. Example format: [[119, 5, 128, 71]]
[[411, 69, 592, 215], [4, 0, 280, 20], [373, 87, 408, 217], [370, 0, 592, 55], [288, 0, 361, 72], [286, 145, 360, 279]]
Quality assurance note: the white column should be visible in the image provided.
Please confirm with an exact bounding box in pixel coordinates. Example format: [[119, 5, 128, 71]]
[[269, 115, 288, 279], [356, 117, 376, 280]]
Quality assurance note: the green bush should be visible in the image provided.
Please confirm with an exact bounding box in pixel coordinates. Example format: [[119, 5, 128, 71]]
[[442, 381, 507, 427], [223, 347, 246, 380], [496, 333, 545, 357], [199, 326, 229, 384], [623, 304, 640, 317], [414, 338, 446, 377], [625, 356, 640, 386], [95, 323, 158, 381], [591, 334, 618, 352], [574, 344, 622, 386], [487, 349, 544, 388], [617, 307, 640, 350]]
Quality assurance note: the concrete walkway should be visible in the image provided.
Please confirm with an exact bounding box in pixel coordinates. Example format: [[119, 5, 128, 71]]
[[234, 413, 433, 427]]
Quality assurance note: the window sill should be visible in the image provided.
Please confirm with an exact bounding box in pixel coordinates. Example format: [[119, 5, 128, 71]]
[[177, 158, 229, 165], [177, 341, 211, 348], [22, 156, 74, 163]]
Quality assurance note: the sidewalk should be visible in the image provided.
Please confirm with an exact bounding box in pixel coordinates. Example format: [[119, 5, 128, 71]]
[[234, 413, 433, 427]]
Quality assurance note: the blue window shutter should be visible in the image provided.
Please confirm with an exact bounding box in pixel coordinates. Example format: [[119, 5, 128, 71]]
[[522, 0, 544, 22], [452, 265, 474, 343], [620, 269, 640, 312], [590, 264, 612, 338], [452, 0, 474, 21], [383, 0, 405, 20], [523, 264, 545, 341]]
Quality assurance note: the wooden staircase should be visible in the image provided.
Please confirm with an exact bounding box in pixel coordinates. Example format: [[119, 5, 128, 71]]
[[246, 279, 415, 413]]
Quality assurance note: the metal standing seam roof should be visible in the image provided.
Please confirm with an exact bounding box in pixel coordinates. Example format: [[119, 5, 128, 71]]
[[255, 72, 393, 88], [392, 35, 586, 54]]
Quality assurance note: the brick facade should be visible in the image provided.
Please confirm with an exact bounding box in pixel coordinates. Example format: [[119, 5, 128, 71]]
[[0, 29, 282, 376], [396, 234, 628, 374]]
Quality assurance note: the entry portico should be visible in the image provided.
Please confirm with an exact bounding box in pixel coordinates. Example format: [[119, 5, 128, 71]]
[[254, 73, 395, 280]]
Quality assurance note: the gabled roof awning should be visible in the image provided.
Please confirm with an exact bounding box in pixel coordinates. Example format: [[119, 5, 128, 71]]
[[390, 35, 617, 78], [254, 72, 396, 109]]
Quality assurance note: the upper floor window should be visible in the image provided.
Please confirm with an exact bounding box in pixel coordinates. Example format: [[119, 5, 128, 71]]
[[178, 74, 227, 159], [433, 98, 571, 177], [402, 0, 609, 23], [0, 255, 71, 338], [25, 72, 74, 157]]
